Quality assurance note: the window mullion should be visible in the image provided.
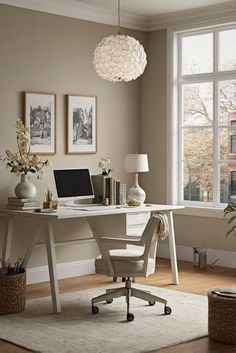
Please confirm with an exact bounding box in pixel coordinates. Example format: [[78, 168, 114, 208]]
[[213, 30, 219, 206], [213, 79, 219, 205], [178, 35, 183, 203]]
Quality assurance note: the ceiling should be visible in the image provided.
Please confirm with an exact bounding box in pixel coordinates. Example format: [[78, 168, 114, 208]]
[[75, 0, 234, 17], [1, 0, 236, 31]]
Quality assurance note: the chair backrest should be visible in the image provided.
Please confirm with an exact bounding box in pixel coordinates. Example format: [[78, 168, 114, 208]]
[[92, 213, 168, 277], [140, 213, 169, 274]]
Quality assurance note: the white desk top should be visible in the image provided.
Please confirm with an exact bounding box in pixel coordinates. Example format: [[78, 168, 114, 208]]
[[0, 204, 184, 220]]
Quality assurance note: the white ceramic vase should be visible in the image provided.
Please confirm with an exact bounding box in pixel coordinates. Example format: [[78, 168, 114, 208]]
[[15, 174, 37, 199]]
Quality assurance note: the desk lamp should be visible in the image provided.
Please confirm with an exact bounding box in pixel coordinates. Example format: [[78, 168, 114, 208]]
[[124, 154, 149, 205]]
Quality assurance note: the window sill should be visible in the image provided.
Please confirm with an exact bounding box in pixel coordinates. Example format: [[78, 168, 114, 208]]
[[173, 206, 225, 219]]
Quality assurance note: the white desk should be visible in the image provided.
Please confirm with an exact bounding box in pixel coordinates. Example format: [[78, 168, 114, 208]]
[[0, 204, 183, 313]]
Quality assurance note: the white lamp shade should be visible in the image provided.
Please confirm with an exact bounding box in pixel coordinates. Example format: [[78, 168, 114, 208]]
[[124, 154, 149, 173]]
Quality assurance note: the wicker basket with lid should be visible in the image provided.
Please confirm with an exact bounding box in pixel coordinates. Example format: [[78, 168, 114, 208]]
[[208, 289, 236, 344]]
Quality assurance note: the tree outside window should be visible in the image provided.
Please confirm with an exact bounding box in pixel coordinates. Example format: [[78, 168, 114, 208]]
[[177, 27, 236, 207]]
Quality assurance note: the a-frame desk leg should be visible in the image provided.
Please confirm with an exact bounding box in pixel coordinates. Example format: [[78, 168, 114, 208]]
[[166, 210, 179, 284], [44, 220, 61, 313]]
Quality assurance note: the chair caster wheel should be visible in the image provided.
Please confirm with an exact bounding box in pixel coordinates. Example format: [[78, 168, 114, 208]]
[[92, 305, 99, 314], [127, 313, 134, 322], [148, 301, 155, 306], [164, 306, 172, 315], [106, 299, 113, 304]]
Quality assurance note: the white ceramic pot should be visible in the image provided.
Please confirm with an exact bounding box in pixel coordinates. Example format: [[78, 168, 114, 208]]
[[15, 174, 37, 199]]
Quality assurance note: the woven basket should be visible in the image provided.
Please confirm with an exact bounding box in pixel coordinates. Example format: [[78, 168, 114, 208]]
[[208, 289, 236, 344], [0, 268, 26, 315]]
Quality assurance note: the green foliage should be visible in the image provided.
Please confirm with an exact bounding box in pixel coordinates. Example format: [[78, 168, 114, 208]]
[[224, 203, 236, 238]]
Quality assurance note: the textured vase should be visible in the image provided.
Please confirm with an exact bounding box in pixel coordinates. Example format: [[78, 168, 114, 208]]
[[15, 174, 37, 199], [127, 173, 146, 205]]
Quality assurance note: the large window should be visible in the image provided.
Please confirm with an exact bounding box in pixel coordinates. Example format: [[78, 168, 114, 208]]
[[177, 26, 236, 207]]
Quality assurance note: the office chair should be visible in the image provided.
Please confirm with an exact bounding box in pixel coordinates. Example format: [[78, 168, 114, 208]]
[[91, 213, 172, 322]]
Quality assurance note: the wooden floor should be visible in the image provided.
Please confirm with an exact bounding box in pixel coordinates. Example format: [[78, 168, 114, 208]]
[[1, 258, 236, 353]]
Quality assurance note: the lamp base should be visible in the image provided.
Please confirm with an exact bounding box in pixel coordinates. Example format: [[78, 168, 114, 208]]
[[127, 173, 146, 205]]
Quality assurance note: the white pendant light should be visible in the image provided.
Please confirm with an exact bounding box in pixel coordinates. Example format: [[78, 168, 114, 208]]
[[93, 0, 147, 82]]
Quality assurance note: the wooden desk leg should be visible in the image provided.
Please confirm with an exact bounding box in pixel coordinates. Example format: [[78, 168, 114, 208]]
[[45, 220, 61, 313], [2, 216, 13, 262], [166, 210, 179, 285]]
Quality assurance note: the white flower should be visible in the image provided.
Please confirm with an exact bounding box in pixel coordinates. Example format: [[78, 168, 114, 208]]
[[2, 119, 51, 176], [31, 155, 40, 166], [98, 156, 112, 175]]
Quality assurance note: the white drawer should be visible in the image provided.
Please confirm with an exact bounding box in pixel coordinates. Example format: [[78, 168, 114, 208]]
[[126, 212, 150, 226], [127, 224, 147, 236]]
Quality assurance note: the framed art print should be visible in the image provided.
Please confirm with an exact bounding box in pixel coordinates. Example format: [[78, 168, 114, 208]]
[[24, 92, 56, 154], [67, 95, 97, 154]]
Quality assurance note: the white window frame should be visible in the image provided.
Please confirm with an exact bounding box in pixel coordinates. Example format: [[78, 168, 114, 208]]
[[167, 23, 236, 216]]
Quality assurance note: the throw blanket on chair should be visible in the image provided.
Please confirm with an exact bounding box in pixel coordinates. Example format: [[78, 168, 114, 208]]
[[155, 213, 169, 240]]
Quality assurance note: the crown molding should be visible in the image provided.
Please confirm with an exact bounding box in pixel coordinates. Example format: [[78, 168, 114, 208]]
[[0, 0, 149, 31], [148, 1, 236, 31], [0, 0, 236, 32]]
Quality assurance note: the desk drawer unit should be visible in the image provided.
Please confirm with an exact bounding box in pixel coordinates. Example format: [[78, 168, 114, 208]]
[[126, 211, 150, 236]]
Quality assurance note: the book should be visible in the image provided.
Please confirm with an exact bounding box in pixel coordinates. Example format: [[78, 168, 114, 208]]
[[8, 197, 32, 203], [7, 204, 40, 210], [92, 175, 113, 204], [120, 183, 126, 205], [8, 200, 40, 207], [91, 175, 123, 205], [111, 178, 116, 205], [116, 180, 120, 205]]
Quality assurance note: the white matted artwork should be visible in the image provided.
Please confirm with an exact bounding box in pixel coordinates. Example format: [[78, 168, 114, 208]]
[[67, 95, 97, 154], [24, 92, 56, 155]]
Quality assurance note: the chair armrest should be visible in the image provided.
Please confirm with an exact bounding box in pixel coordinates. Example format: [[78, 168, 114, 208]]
[[99, 235, 141, 240], [100, 236, 142, 246], [126, 235, 141, 240]]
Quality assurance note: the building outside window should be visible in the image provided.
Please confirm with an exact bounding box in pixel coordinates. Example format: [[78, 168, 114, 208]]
[[231, 170, 236, 194], [176, 25, 236, 207], [230, 134, 236, 154]]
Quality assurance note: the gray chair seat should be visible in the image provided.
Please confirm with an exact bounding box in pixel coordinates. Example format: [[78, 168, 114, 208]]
[[95, 249, 155, 276]]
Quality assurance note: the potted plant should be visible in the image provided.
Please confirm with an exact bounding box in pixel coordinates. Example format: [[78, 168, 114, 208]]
[[1, 119, 51, 198], [98, 156, 112, 176], [224, 203, 236, 237]]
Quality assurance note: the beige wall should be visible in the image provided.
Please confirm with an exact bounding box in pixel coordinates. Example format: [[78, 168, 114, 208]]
[[140, 29, 236, 252], [0, 4, 147, 266], [174, 215, 236, 252], [140, 30, 167, 204], [0, 4, 234, 270]]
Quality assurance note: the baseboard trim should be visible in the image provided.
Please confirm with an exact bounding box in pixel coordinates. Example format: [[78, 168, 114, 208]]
[[157, 243, 236, 269], [27, 259, 95, 285], [27, 245, 236, 284]]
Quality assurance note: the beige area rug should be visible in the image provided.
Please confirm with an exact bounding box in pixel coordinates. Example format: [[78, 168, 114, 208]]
[[0, 284, 208, 353]]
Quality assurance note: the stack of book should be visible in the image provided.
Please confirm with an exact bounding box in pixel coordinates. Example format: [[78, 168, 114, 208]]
[[91, 175, 126, 205], [7, 197, 41, 210]]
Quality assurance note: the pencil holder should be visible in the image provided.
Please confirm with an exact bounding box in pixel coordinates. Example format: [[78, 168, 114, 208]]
[[0, 268, 26, 314]]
